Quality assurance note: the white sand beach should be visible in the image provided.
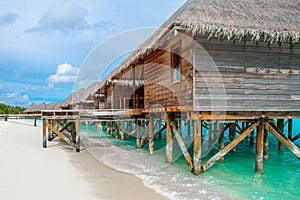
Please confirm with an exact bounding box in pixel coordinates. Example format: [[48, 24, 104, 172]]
[[0, 119, 166, 200]]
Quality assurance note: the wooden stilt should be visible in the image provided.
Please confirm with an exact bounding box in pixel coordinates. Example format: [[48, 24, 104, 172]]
[[4, 115, 7, 121], [166, 114, 173, 163], [34, 116, 37, 127], [171, 122, 193, 171], [230, 123, 237, 152], [149, 118, 154, 155], [288, 119, 293, 140], [120, 121, 125, 141], [255, 119, 264, 173], [42, 119, 47, 148], [202, 122, 258, 172], [193, 119, 202, 175], [218, 122, 225, 161], [136, 120, 141, 148], [250, 129, 255, 146], [263, 128, 269, 160], [265, 122, 300, 159], [75, 118, 80, 152], [277, 119, 284, 151], [48, 119, 52, 141], [187, 120, 191, 138]]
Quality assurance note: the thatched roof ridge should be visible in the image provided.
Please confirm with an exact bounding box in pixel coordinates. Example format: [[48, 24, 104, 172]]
[[110, 0, 300, 78]]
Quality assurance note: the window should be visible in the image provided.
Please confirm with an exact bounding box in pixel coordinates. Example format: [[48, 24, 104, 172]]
[[171, 46, 181, 81]]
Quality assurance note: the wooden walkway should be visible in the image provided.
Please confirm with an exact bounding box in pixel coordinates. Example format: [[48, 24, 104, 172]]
[[2, 110, 299, 175]]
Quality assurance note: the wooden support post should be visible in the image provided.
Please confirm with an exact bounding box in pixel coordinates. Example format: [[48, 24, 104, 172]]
[[255, 119, 264, 173], [265, 122, 300, 159], [158, 120, 162, 139], [218, 122, 225, 161], [202, 122, 258, 172], [166, 114, 173, 163], [108, 121, 112, 136], [171, 122, 193, 172], [42, 119, 47, 148], [136, 120, 141, 148], [149, 118, 154, 155], [277, 119, 284, 151], [230, 123, 237, 152], [75, 118, 80, 152], [250, 129, 255, 146], [4, 115, 7, 121], [288, 119, 293, 140], [34, 116, 37, 127], [120, 121, 125, 141], [263, 128, 269, 160], [193, 119, 202, 175], [48, 119, 52, 141], [187, 120, 191, 138]]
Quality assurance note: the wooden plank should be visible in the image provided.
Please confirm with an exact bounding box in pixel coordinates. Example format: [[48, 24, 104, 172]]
[[255, 119, 264, 173], [170, 122, 193, 172], [166, 114, 173, 163], [202, 122, 258, 172], [193, 120, 202, 175], [265, 122, 300, 159]]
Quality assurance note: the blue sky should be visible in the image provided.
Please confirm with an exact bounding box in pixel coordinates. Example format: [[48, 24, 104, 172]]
[[0, 0, 186, 107]]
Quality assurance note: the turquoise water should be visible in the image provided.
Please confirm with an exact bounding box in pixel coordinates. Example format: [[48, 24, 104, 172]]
[[80, 120, 300, 200]]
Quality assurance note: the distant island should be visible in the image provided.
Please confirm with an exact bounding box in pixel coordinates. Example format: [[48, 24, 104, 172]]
[[0, 103, 26, 114]]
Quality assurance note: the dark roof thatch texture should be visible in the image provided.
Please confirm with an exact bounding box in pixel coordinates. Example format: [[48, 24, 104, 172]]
[[110, 0, 300, 78], [24, 102, 62, 113]]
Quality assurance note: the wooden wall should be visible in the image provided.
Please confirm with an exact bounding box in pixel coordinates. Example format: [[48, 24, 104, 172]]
[[144, 30, 194, 112], [194, 36, 300, 111]]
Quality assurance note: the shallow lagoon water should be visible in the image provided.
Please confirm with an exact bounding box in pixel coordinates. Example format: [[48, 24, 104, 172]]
[[81, 120, 300, 200]]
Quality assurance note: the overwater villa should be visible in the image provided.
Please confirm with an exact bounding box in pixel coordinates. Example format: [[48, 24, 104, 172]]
[[38, 0, 300, 175]]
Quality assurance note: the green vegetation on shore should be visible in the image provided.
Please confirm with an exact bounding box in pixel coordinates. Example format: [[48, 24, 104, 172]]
[[0, 103, 26, 114]]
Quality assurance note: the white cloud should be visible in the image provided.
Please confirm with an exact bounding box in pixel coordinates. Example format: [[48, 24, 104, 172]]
[[0, 92, 32, 107], [0, 12, 19, 26], [27, 2, 90, 33], [47, 63, 79, 88]]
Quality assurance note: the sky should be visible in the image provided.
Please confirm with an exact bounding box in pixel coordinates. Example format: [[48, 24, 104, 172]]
[[0, 0, 186, 107]]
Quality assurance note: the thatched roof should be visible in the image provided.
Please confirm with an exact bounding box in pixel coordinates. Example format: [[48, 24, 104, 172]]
[[61, 82, 102, 107], [24, 102, 63, 113], [110, 0, 300, 78]]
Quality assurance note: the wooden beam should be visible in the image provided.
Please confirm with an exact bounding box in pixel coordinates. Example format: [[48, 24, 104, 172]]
[[149, 118, 154, 155], [201, 122, 258, 172], [255, 119, 264, 173], [265, 122, 300, 159], [170, 122, 193, 172], [193, 120, 202, 175], [125, 129, 137, 140], [45, 123, 73, 146], [292, 134, 300, 142], [166, 114, 173, 163]]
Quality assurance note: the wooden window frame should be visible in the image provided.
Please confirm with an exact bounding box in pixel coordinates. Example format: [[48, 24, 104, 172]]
[[171, 42, 182, 82]]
